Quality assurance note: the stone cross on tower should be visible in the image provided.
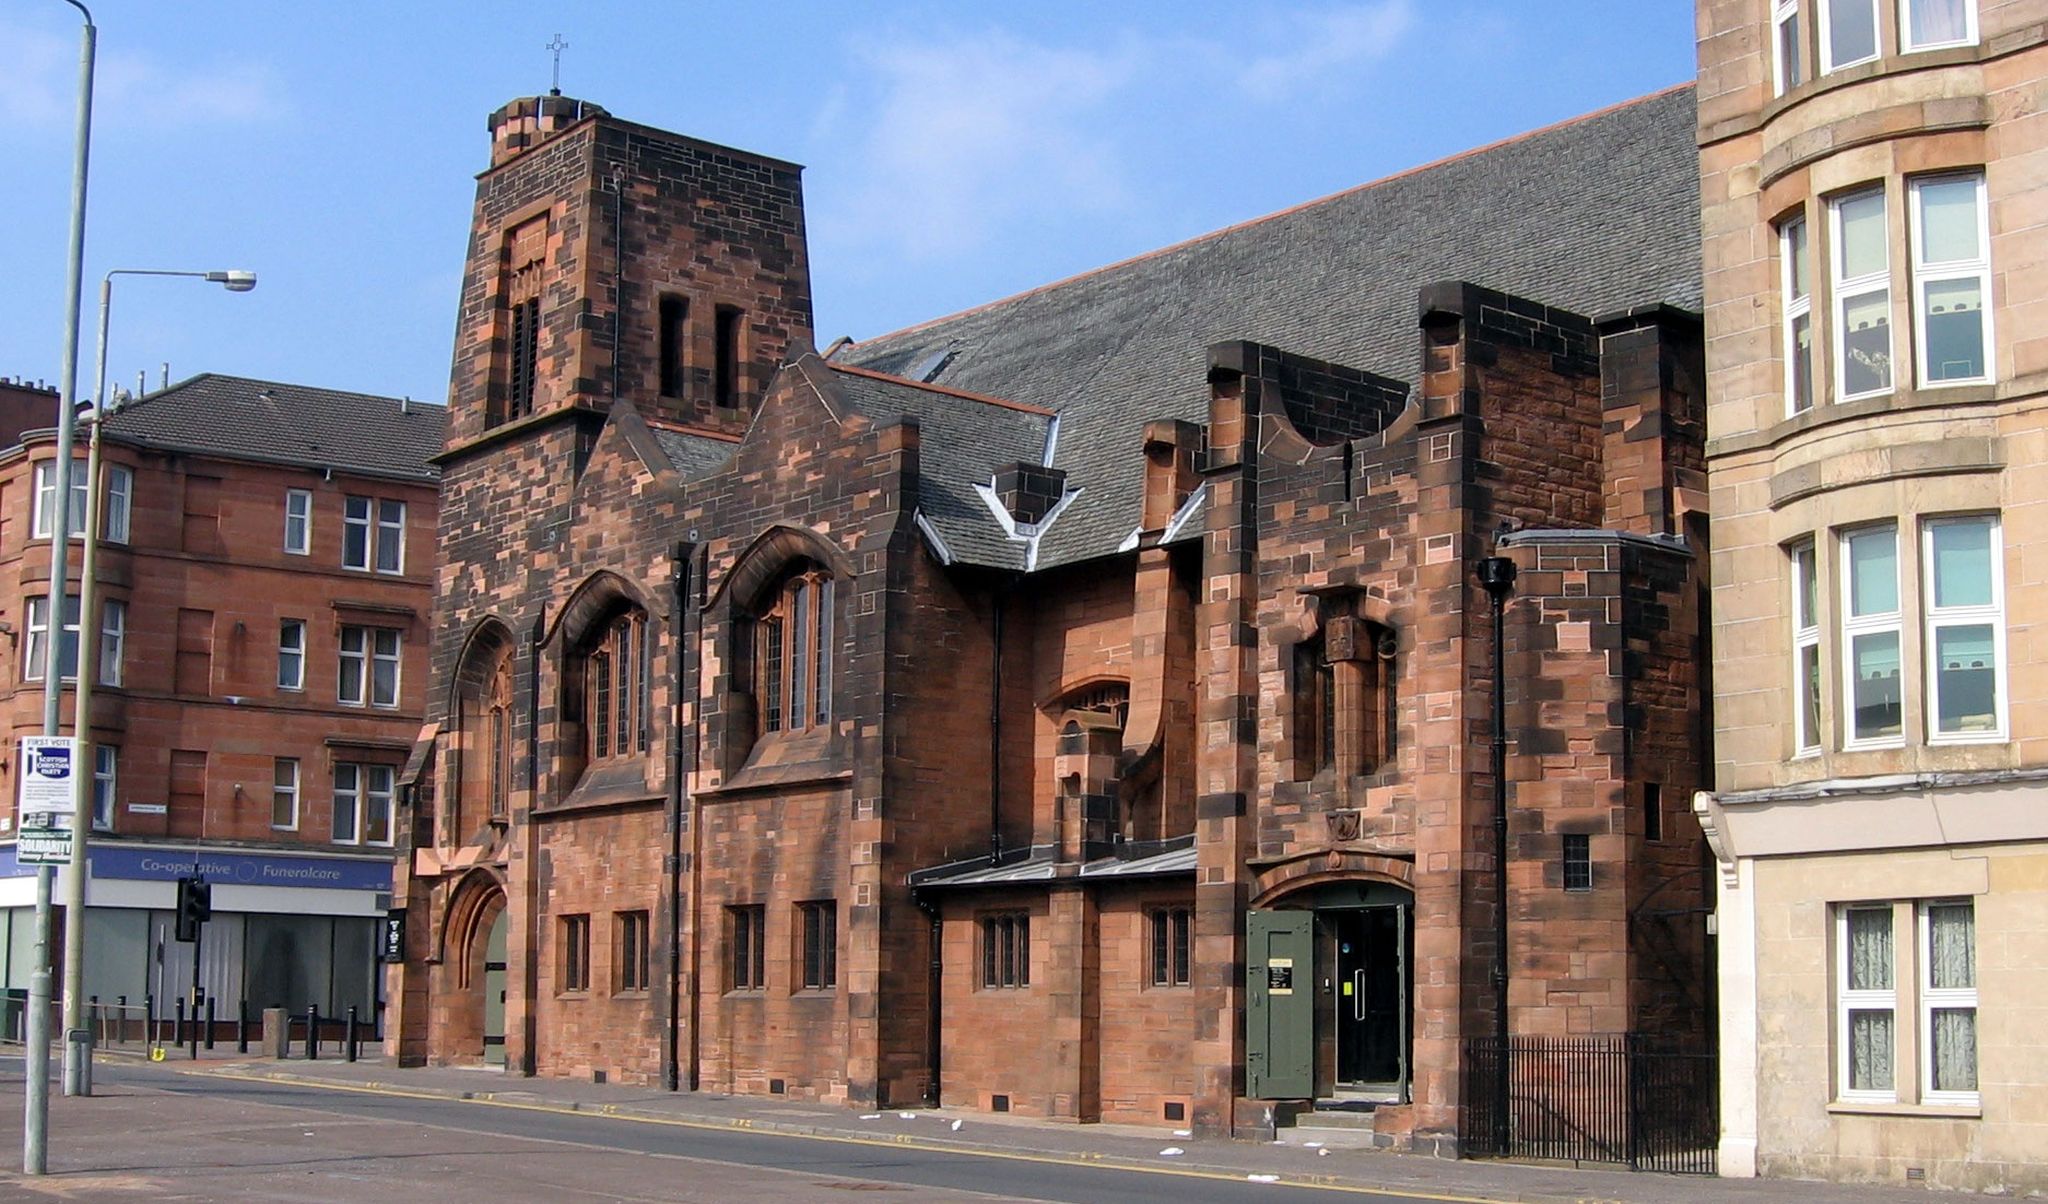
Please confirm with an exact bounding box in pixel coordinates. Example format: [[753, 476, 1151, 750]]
[[547, 34, 568, 96]]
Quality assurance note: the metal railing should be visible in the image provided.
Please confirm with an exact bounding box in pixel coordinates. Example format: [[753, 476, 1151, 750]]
[[1463, 1034, 1718, 1175]]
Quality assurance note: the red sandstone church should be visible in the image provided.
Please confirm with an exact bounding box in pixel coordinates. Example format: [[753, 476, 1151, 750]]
[[388, 84, 1712, 1152]]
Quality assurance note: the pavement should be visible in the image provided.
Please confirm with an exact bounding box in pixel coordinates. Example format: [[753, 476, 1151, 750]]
[[81, 1040, 1959, 1204]]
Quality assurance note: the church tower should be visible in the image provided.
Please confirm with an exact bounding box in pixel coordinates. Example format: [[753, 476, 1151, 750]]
[[442, 92, 813, 448]]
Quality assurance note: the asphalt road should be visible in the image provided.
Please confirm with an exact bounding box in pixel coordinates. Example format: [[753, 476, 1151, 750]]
[[0, 1059, 1472, 1203]]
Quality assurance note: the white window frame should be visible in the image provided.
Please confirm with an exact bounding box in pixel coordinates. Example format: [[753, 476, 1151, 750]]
[[1918, 900, 1979, 1106], [1820, 0, 1882, 73], [332, 761, 394, 847], [1840, 523, 1905, 749], [272, 757, 300, 831], [98, 599, 125, 688], [1908, 171, 1993, 389], [1773, 0, 1804, 94], [278, 619, 307, 691], [1781, 214, 1815, 416], [31, 461, 86, 541], [375, 499, 405, 574], [339, 625, 401, 708], [92, 744, 116, 831], [1922, 514, 2005, 743], [103, 465, 132, 545], [1792, 540, 1822, 754], [23, 595, 52, 682], [342, 495, 372, 571], [1899, 0, 1978, 52], [1836, 904, 1898, 1103], [284, 488, 313, 555], [1830, 186, 1894, 402]]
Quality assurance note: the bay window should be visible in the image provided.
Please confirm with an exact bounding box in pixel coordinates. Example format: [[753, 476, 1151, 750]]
[[33, 460, 131, 544], [1900, 0, 1976, 51], [1781, 214, 1815, 415], [1774, 0, 1804, 94], [1830, 187, 1893, 400], [1923, 515, 2003, 740], [1910, 172, 1992, 386], [1841, 524, 1902, 745], [1820, 0, 1881, 72], [25, 595, 124, 686], [1791, 540, 1822, 753]]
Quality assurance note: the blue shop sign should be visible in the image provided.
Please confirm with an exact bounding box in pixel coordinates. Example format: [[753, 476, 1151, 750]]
[[0, 844, 391, 892]]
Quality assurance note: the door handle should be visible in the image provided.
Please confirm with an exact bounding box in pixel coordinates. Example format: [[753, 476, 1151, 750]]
[[1351, 969, 1364, 1021]]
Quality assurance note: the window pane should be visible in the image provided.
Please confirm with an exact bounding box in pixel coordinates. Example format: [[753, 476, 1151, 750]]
[[1790, 312, 1814, 413], [1922, 277, 1986, 382], [1934, 624, 1997, 733], [1841, 289, 1893, 394], [343, 523, 368, 569], [1799, 643, 1823, 748], [1827, 0, 1878, 67], [1927, 903, 1976, 989], [1907, 0, 1972, 48], [1849, 1009, 1895, 1091], [1918, 177, 1982, 263], [1848, 907, 1894, 990], [1778, 9, 1803, 88], [1852, 631, 1903, 739], [1847, 527, 1898, 616], [1837, 190, 1887, 278], [1930, 1008, 1977, 1091], [1931, 519, 1993, 609], [1794, 545, 1818, 628], [1785, 217, 1810, 299]]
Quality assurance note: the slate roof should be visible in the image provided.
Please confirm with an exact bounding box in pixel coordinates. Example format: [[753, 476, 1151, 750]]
[[100, 373, 445, 483], [838, 85, 1702, 571], [651, 427, 739, 481], [825, 365, 1053, 570]]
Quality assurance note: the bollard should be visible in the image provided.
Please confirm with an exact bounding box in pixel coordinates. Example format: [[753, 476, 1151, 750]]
[[144, 993, 154, 1047], [173, 998, 185, 1048], [345, 1006, 359, 1063], [304, 1005, 319, 1060], [237, 999, 249, 1055], [260, 1007, 289, 1058], [204, 996, 216, 1050]]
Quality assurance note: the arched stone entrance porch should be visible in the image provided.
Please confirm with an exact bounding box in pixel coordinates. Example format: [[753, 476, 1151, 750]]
[[428, 868, 509, 1067]]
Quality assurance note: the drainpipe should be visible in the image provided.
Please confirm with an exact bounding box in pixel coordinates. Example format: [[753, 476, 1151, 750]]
[[523, 608, 546, 1077], [1474, 553, 1517, 1150], [665, 541, 694, 1091], [989, 584, 1007, 861], [915, 886, 941, 1106]]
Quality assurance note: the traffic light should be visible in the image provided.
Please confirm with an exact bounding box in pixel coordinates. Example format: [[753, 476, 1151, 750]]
[[174, 876, 211, 943]]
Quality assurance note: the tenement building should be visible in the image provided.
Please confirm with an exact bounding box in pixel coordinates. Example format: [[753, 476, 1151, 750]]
[[0, 375, 442, 1030], [1694, 0, 2048, 1190], [390, 87, 1713, 1151]]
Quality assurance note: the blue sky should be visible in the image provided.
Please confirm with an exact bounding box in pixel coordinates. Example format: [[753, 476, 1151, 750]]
[[2, 2, 1696, 404]]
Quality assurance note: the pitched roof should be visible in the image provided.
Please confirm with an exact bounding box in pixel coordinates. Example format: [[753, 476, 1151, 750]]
[[651, 426, 738, 481], [100, 373, 445, 483], [824, 365, 1053, 570], [839, 85, 1702, 570]]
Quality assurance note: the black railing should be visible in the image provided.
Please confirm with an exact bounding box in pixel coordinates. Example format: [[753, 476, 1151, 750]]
[[1463, 1035, 1717, 1175]]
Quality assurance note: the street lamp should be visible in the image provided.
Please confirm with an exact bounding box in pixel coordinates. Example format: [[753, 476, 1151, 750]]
[[59, 268, 257, 1099], [26, 0, 95, 1178], [1474, 552, 1517, 1154]]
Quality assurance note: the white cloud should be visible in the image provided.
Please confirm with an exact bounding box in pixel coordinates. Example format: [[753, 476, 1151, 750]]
[[0, 17, 287, 134], [820, 29, 1147, 260], [1240, 1, 1417, 102]]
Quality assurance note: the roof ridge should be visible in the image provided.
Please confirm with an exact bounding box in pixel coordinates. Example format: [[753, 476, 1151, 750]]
[[829, 363, 1055, 417], [850, 82, 1697, 349], [157, 371, 438, 408]]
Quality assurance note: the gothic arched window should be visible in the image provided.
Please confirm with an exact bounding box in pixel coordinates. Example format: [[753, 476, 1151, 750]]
[[582, 609, 652, 763], [755, 568, 833, 736]]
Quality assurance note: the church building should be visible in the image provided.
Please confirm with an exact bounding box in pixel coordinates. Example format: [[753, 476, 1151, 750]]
[[389, 84, 1712, 1152]]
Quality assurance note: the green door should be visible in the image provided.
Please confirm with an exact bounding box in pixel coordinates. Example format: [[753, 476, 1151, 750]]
[[1245, 908, 1314, 1099]]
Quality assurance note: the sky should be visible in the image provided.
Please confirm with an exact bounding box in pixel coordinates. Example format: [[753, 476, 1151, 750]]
[[1, 2, 1698, 406]]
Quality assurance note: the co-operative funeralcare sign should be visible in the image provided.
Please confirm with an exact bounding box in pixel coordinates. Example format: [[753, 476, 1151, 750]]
[[0, 844, 392, 893]]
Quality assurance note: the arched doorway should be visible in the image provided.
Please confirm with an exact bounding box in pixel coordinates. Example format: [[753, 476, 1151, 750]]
[[440, 873, 508, 1067], [1247, 875, 1414, 1105]]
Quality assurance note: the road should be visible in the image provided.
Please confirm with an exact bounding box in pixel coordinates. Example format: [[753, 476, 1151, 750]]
[[0, 1059, 1468, 1203]]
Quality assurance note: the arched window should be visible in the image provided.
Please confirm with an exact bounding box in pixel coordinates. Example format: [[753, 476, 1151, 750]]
[[582, 609, 652, 763], [453, 622, 517, 844], [755, 568, 833, 736], [486, 657, 512, 820], [1293, 606, 1397, 781]]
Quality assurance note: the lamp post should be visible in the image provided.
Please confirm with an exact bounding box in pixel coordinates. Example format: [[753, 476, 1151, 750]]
[[26, 0, 95, 1178], [1474, 552, 1517, 1152], [59, 269, 257, 1100]]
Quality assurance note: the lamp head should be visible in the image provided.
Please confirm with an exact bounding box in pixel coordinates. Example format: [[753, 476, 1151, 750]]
[[1474, 555, 1518, 600], [205, 270, 258, 293]]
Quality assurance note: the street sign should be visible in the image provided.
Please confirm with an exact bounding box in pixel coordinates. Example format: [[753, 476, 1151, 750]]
[[16, 736, 81, 865]]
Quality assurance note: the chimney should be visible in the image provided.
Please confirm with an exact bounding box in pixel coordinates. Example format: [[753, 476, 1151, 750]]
[[993, 461, 1066, 527]]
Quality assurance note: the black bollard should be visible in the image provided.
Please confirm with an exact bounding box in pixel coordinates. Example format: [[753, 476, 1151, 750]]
[[305, 1005, 319, 1060], [204, 996, 217, 1050], [236, 998, 249, 1055], [142, 994, 152, 1046], [173, 998, 185, 1048], [345, 1006, 359, 1063]]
